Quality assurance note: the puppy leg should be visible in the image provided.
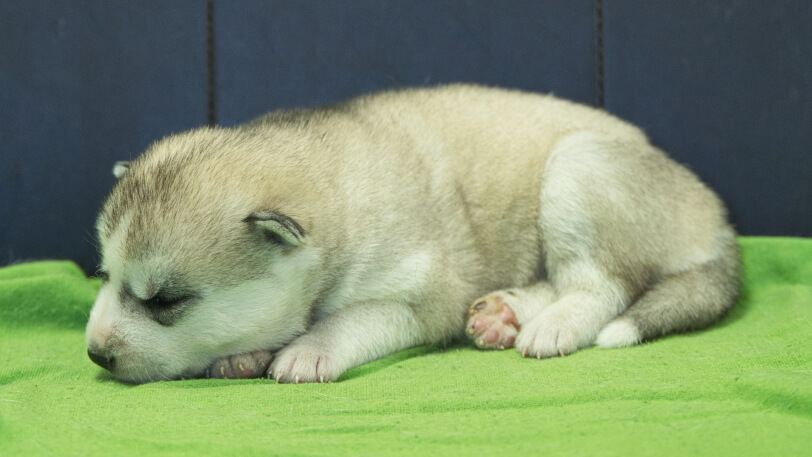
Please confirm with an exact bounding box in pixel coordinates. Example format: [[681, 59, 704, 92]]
[[466, 281, 557, 350], [511, 132, 643, 357], [270, 302, 424, 383]]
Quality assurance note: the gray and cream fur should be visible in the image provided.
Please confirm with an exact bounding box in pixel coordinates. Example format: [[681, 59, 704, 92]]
[[85, 84, 741, 383]]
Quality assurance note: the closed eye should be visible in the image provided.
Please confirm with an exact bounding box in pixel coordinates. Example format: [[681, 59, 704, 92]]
[[143, 291, 198, 326], [145, 293, 195, 310]]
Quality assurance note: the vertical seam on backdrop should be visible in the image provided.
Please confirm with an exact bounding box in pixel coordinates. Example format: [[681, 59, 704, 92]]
[[595, 0, 605, 108], [207, 0, 217, 126]]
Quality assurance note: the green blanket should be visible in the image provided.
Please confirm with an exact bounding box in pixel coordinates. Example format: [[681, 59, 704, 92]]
[[1, 237, 810, 456]]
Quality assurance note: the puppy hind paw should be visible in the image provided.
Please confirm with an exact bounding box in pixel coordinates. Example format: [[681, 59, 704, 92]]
[[466, 292, 520, 350], [514, 313, 581, 359], [207, 350, 274, 379]]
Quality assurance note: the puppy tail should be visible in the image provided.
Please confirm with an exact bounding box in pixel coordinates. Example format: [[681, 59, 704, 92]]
[[596, 228, 742, 348]]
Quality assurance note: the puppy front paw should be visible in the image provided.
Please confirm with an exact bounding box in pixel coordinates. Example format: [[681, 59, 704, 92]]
[[207, 349, 274, 379], [269, 340, 342, 383]]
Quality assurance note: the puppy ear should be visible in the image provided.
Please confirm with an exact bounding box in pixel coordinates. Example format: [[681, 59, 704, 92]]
[[112, 161, 131, 179], [245, 211, 306, 247]]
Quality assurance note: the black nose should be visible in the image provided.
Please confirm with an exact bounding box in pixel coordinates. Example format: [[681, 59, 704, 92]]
[[88, 350, 115, 371]]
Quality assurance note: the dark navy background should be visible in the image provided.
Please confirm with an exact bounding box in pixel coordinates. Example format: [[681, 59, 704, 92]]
[[1, 1, 810, 273]]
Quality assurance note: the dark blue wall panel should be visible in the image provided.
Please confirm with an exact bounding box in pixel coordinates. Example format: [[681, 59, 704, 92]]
[[215, 0, 600, 125], [0, 0, 209, 271], [1, 0, 810, 272], [603, 1, 812, 236]]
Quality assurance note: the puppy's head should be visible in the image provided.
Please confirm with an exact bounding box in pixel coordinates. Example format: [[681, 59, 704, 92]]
[[85, 128, 325, 383]]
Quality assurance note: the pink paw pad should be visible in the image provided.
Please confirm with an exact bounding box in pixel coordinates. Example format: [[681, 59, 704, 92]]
[[466, 293, 520, 350], [207, 350, 274, 379]]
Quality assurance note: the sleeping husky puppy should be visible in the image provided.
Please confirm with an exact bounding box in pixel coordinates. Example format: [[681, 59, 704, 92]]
[[85, 84, 741, 384]]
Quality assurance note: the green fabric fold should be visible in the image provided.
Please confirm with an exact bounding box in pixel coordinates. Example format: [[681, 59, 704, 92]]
[[1, 237, 810, 456]]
